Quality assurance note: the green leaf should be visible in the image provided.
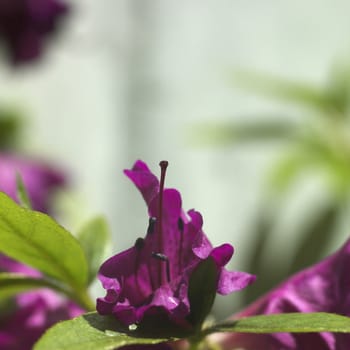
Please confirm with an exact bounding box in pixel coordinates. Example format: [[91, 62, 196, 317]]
[[204, 313, 350, 335], [0, 273, 63, 300], [77, 216, 111, 285], [233, 70, 331, 112], [325, 62, 350, 115], [0, 193, 88, 290], [268, 147, 309, 192], [187, 257, 218, 330], [16, 173, 32, 209], [34, 312, 174, 350], [0, 297, 16, 319], [242, 207, 286, 306], [287, 202, 339, 276], [0, 107, 22, 148], [191, 120, 296, 146]]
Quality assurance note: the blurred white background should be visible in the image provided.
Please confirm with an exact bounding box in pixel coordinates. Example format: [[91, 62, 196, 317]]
[[1, 0, 350, 316]]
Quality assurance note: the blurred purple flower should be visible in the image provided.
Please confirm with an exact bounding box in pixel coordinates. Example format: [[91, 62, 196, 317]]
[[0, 0, 69, 65], [0, 254, 40, 277], [0, 289, 82, 350], [210, 238, 350, 350], [97, 160, 255, 329], [0, 154, 84, 350], [0, 255, 84, 350], [0, 153, 65, 213]]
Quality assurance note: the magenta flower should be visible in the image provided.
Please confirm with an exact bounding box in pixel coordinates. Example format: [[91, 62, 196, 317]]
[[210, 238, 350, 350], [0, 154, 83, 350], [0, 0, 69, 65], [0, 254, 40, 277], [0, 289, 83, 350], [0, 254, 84, 350], [97, 160, 255, 330], [0, 153, 65, 213]]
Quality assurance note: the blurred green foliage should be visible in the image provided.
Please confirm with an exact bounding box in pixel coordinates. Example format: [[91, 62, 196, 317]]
[[0, 107, 22, 149], [196, 62, 350, 305]]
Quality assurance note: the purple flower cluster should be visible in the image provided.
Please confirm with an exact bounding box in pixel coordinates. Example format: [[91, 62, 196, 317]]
[[0, 256, 83, 350], [0, 154, 83, 350], [97, 160, 255, 329], [0, 153, 65, 213], [0, 0, 69, 64], [210, 238, 350, 350]]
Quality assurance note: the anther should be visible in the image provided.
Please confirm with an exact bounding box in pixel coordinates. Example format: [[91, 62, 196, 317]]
[[147, 217, 156, 235], [152, 252, 168, 261], [151, 252, 171, 283], [134, 237, 145, 250]]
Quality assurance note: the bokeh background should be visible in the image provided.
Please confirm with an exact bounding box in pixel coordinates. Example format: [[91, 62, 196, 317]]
[[2, 0, 350, 318]]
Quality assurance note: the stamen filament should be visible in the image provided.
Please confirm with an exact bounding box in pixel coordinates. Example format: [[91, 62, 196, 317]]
[[152, 252, 171, 283]]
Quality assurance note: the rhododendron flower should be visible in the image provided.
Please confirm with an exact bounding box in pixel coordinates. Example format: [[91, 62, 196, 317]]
[[210, 238, 350, 350], [0, 153, 65, 213], [0, 154, 83, 350], [0, 0, 69, 64], [0, 289, 83, 350], [97, 160, 255, 329], [0, 254, 84, 350]]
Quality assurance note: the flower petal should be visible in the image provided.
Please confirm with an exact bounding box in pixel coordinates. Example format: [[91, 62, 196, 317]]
[[124, 160, 159, 205], [217, 269, 256, 295], [211, 238, 350, 349], [0, 0, 69, 65], [210, 244, 234, 267]]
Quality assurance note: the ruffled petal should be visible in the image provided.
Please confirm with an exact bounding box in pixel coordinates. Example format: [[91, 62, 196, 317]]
[[124, 160, 159, 205], [210, 244, 234, 267], [217, 269, 256, 295]]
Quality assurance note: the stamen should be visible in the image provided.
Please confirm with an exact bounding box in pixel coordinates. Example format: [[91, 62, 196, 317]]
[[145, 218, 156, 289], [152, 252, 168, 261], [177, 217, 184, 232], [134, 237, 145, 250], [152, 252, 171, 283], [147, 217, 156, 235]]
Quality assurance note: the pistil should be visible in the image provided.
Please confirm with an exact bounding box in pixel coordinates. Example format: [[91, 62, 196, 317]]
[[158, 160, 168, 251], [157, 160, 168, 284]]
